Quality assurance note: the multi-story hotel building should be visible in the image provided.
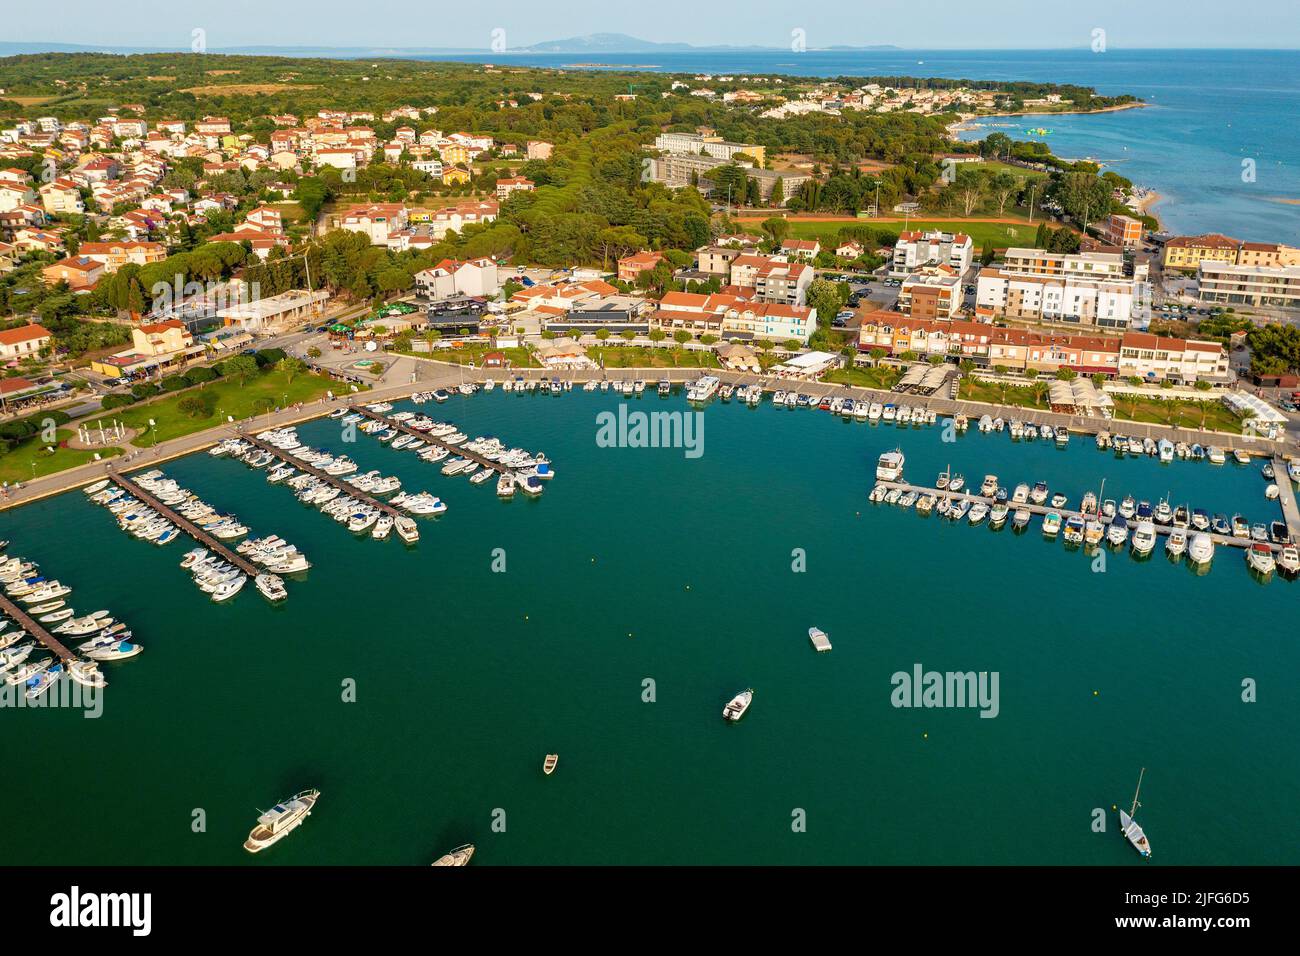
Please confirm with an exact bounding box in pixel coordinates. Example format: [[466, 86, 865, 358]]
[[1197, 261, 1300, 308], [891, 230, 973, 277]]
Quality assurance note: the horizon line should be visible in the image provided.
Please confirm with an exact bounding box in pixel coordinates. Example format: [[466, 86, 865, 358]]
[[3, 42, 1300, 54]]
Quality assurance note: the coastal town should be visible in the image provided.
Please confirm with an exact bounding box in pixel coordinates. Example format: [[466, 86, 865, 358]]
[[0, 30, 1297, 895]]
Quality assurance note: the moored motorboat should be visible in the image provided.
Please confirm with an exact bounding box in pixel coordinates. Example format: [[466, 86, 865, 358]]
[[431, 844, 475, 866], [1246, 543, 1276, 577], [1188, 533, 1214, 567], [723, 688, 754, 722], [243, 789, 320, 853], [1130, 521, 1156, 556]]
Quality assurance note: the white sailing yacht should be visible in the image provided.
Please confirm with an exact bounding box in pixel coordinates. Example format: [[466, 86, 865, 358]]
[[1119, 768, 1152, 858]]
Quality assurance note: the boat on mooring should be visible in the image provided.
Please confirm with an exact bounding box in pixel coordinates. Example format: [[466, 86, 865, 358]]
[[723, 688, 753, 722], [243, 789, 320, 853], [1119, 768, 1152, 858], [432, 844, 475, 866]]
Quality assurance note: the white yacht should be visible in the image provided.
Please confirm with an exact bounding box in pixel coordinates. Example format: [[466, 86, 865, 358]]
[[875, 450, 905, 482], [686, 376, 720, 401], [244, 789, 320, 853], [1187, 533, 1214, 567]]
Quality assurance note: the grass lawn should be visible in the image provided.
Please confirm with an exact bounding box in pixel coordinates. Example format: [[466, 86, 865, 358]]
[[1111, 396, 1242, 433], [403, 345, 540, 368], [98, 369, 339, 444], [970, 160, 1052, 181], [958, 379, 1244, 433], [959, 378, 1049, 409], [0, 429, 122, 485], [773, 219, 1042, 250], [824, 365, 902, 389], [588, 347, 721, 369]]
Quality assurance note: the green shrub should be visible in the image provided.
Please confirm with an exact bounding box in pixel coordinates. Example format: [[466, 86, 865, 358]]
[[185, 366, 218, 385], [255, 348, 286, 367], [100, 393, 135, 410]]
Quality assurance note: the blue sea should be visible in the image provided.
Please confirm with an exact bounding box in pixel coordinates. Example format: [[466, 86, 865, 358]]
[[430, 48, 1300, 242]]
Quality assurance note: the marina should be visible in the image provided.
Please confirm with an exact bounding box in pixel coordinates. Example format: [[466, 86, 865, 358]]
[[0, 589, 75, 665], [107, 471, 265, 582], [2, 388, 1298, 865], [234, 431, 428, 530]]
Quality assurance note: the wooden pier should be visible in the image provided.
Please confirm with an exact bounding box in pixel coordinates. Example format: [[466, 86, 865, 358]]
[[239, 433, 407, 520], [0, 591, 76, 663], [1272, 457, 1300, 541], [109, 471, 263, 578], [346, 404, 519, 477], [874, 479, 1283, 553]]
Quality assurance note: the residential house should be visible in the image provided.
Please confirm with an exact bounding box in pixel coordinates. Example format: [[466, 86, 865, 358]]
[[41, 255, 104, 289], [780, 238, 820, 261], [617, 250, 666, 283], [495, 176, 535, 201], [77, 240, 167, 273], [338, 203, 408, 245], [414, 258, 500, 299], [0, 323, 53, 361]]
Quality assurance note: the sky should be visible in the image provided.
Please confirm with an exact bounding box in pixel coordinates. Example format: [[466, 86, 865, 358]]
[[4, 0, 1299, 51]]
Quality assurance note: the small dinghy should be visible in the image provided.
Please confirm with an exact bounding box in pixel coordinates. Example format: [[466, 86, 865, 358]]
[[543, 753, 559, 775]]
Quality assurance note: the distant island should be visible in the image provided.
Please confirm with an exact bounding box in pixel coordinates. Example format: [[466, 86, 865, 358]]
[[0, 32, 902, 58]]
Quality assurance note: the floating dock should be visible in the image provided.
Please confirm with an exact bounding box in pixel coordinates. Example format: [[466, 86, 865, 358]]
[[239, 433, 408, 521], [109, 471, 263, 578], [347, 405, 520, 478], [874, 480, 1285, 553], [1272, 456, 1300, 541], [0, 591, 76, 663]]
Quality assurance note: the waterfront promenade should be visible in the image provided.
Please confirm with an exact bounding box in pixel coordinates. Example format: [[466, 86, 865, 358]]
[[1, 358, 1293, 513]]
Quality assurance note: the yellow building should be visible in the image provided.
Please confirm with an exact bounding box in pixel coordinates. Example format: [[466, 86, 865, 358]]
[[439, 144, 469, 165], [441, 166, 471, 186], [131, 319, 193, 356], [1162, 233, 1240, 271]]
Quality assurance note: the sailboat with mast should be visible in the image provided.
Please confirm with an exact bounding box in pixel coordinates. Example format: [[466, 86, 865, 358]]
[[1119, 768, 1152, 858]]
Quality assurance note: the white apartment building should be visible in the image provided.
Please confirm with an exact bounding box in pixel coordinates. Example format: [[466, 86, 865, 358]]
[[1118, 332, 1229, 383], [891, 230, 974, 278], [976, 268, 1138, 328], [653, 132, 765, 164], [1000, 247, 1126, 280], [1197, 261, 1300, 308]]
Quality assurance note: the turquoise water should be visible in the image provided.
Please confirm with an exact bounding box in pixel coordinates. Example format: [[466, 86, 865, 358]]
[[3, 391, 1297, 864]]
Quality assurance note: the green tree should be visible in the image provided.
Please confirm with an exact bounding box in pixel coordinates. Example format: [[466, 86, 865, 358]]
[[222, 354, 259, 385]]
